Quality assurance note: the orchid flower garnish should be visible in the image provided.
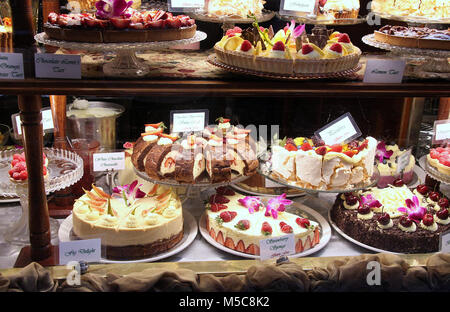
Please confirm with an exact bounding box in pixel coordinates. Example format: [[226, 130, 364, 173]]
[[112, 180, 145, 206], [397, 196, 427, 223], [360, 194, 382, 208], [265, 193, 292, 219], [375, 141, 393, 163], [95, 0, 133, 19], [238, 196, 262, 214], [286, 20, 305, 39]]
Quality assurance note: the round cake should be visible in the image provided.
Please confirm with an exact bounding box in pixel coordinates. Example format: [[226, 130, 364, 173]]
[[72, 183, 183, 260], [427, 146, 450, 176], [319, 0, 360, 22], [205, 187, 321, 255], [44, 1, 196, 43], [371, 0, 449, 20], [330, 182, 450, 253], [206, 0, 265, 18], [8, 152, 49, 183], [270, 136, 377, 190]]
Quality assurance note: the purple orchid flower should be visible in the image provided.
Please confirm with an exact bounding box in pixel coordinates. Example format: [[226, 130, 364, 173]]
[[397, 196, 427, 223], [95, 0, 133, 19], [112, 180, 145, 205], [238, 196, 262, 214], [265, 193, 293, 219], [375, 141, 393, 163], [360, 194, 382, 208], [286, 20, 305, 39]]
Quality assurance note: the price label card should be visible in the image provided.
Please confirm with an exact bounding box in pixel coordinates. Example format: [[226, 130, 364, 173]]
[[280, 0, 318, 15], [363, 59, 405, 83], [170, 109, 208, 133], [259, 234, 296, 261], [433, 119, 450, 145], [315, 112, 362, 146], [0, 53, 24, 79], [440, 230, 450, 253], [93, 152, 125, 172], [35, 53, 81, 79], [168, 0, 205, 12], [12, 108, 54, 136], [396, 148, 412, 174], [59, 239, 101, 265]]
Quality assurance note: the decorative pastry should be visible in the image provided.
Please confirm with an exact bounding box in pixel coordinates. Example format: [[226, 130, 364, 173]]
[[44, 0, 196, 43], [205, 188, 321, 255], [371, 0, 449, 21], [72, 182, 183, 259], [318, 0, 360, 22], [206, 0, 266, 18], [8, 152, 49, 183], [330, 183, 450, 253], [427, 146, 450, 176], [270, 136, 377, 190]]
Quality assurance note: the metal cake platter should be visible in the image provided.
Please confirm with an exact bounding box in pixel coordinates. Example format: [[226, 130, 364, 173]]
[[370, 11, 450, 25]]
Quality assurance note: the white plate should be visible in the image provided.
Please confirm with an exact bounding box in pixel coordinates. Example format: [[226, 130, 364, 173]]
[[58, 210, 198, 263], [199, 203, 331, 259]]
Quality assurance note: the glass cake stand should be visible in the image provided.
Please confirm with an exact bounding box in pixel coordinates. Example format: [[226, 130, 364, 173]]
[[418, 155, 450, 186], [369, 11, 450, 25], [0, 148, 83, 249], [34, 31, 207, 77], [277, 13, 366, 26]]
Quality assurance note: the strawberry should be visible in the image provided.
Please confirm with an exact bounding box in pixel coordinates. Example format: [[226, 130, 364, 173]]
[[338, 33, 351, 43], [358, 139, 368, 151], [240, 40, 253, 52], [280, 222, 293, 234], [329, 144, 342, 153], [261, 222, 272, 235], [19, 170, 28, 180], [272, 41, 285, 51], [12, 172, 20, 180], [110, 18, 131, 29], [130, 22, 145, 29], [329, 43, 343, 54], [235, 220, 250, 230], [210, 203, 227, 212], [209, 194, 230, 204], [11, 159, 19, 167], [301, 142, 312, 151], [344, 150, 357, 158], [219, 211, 237, 222], [186, 18, 195, 26], [319, 0, 327, 6], [48, 12, 59, 24], [315, 146, 328, 155], [131, 14, 143, 24], [15, 162, 27, 172], [152, 10, 166, 21], [226, 26, 242, 37], [285, 143, 297, 151], [216, 186, 235, 196], [166, 18, 182, 29], [302, 44, 314, 55], [43, 166, 47, 176], [296, 217, 310, 228]]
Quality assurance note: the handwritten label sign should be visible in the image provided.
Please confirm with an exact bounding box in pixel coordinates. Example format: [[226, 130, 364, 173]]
[[315, 113, 362, 146], [13, 108, 54, 136], [35, 53, 81, 79], [259, 234, 296, 261], [168, 0, 204, 12], [440, 230, 450, 253], [0, 53, 24, 79], [59, 239, 101, 265], [396, 148, 412, 174], [171, 109, 208, 133], [433, 119, 450, 145], [93, 152, 125, 172], [281, 0, 317, 15], [363, 59, 405, 83]]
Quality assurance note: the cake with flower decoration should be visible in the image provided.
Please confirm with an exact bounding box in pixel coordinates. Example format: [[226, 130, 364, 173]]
[[206, 0, 265, 18], [330, 182, 450, 253], [427, 146, 450, 176], [214, 19, 361, 75], [270, 136, 377, 190], [375, 141, 415, 188], [44, 0, 196, 43], [72, 181, 183, 259], [8, 152, 49, 183], [205, 187, 320, 255]]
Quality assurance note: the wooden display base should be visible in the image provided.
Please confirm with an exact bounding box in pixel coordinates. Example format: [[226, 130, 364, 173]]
[[14, 245, 59, 268]]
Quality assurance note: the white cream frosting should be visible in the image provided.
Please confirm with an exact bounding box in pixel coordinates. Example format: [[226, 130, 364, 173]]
[[357, 211, 373, 220], [323, 0, 360, 11], [398, 222, 416, 232], [297, 49, 322, 60], [157, 137, 173, 146], [435, 214, 450, 225], [420, 221, 438, 232], [377, 218, 393, 229], [268, 50, 286, 59], [295, 150, 322, 186], [343, 201, 359, 210], [272, 145, 296, 180], [143, 134, 158, 142]]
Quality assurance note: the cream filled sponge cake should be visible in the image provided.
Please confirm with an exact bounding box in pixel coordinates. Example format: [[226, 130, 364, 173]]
[[270, 136, 377, 190], [72, 182, 183, 259], [205, 187, 320, 255]]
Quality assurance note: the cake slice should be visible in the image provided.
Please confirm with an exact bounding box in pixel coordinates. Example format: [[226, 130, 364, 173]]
[[271, 145, 296, 181], [131, 135, 159, 171], [144, 138, 174, 179], [205, 143, 232, 183]]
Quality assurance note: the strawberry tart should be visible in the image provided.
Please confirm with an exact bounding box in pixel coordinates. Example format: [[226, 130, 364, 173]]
[[205, 187, 321, 255], [72, 182, 183, 259], [8, 152, 49, 183], [214, 20, 361, 75], [44, 0, 196, 43], [270, 136, 377, 190], [427, 146, 450, 176]]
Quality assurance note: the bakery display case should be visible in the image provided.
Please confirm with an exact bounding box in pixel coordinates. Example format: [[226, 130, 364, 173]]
[[0, 0, 449, 294]]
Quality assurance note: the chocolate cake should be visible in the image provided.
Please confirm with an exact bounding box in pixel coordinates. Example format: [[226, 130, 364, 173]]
[[206, 145, 232, 183], [131, 136, 158, 171], [144, 143, 174, 179], [174, 145, 205, 183]]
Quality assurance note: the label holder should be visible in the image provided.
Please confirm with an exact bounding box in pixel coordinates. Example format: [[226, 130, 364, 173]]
[[432, 119, 450, 145], [168, 0, 205, 13], [314, 112, 362, 146], [170, 109, 209, 134], [279, 0, 318, 17]]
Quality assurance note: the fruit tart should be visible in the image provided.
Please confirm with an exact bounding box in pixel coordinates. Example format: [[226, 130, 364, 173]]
[[427, 146, 450, 176], [8, 152, 49, 183]]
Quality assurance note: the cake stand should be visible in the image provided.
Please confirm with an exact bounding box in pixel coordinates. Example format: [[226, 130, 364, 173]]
[[369, 11, 450, 25], [277, 13, 366, 26], [0, 148, 83, 248], [362, 34, 450, 79], [419, 155, 450, 186], [34, 31, 207, 77]]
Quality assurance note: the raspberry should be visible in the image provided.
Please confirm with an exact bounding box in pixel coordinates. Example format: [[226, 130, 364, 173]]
[[272, 41, 285, 51], [301, 142, 312, 151], [315, 146, 327, 155], [302, 44, 313, 55], [338, 33, 351, 43], [285, 143, 297, 151], [240, 40, 252, 52], [329, 43, 343, 53]]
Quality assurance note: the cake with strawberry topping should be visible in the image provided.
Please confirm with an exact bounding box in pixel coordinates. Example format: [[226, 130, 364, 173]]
[[72, 182, 183, 259], [427, 146, 450, 176], [44, 0, 196, 43], [330, 182, 450, 253], [214, 20, 361, 75], [205, 187, 321, 255], [8, 152, 49, 183], [270, 136, 377, 190]]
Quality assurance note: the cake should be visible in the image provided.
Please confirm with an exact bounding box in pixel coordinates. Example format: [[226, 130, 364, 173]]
[[330, 182, 450, 253], [205, 187, 321, 255], [206, 0, 265, 18], [318, 0, 360, 22], [371, 0, 449, 21], [8, 152, 49, 183], [427, 146, 450, 176], [69, 0, 142, 12], [375, 141, 415, 188], [44, 0, 196, 43], [270, 136, 377, 190], [0, 18, 12, 53], [374, 25, 450, 50], [72, 182, 183, 259], [214, 21, 361, 75], [132, 118, 258, 184]]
